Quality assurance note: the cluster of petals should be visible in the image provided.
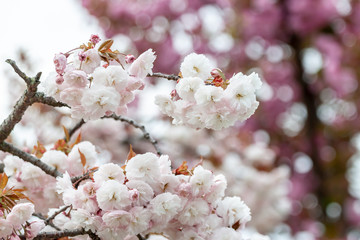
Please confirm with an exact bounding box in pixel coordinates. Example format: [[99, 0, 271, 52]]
[[43, 37, 156, 121], [2, 141, 101, 213], [0, 202, 44, 239], [50, 152, 269, 239], [155, 53, 262, 130]]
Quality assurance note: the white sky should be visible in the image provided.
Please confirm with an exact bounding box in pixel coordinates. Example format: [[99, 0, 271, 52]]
[[0, 0, 104, 122]]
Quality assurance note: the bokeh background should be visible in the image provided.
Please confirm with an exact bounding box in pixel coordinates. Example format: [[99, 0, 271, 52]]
[[2, 0, 360, 239]]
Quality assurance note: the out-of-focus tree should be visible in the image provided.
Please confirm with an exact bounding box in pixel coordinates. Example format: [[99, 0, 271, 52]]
[[80, 0, 360, 238]]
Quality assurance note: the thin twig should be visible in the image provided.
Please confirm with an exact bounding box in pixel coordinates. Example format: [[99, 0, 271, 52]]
[[32, 213, 61, 231], [45, 205, 71, 226], [148, 72, 180, 81], [6, 59, 33, 85], [34, 92, 69, 108], [66, 119, 85, 141], [0, 142, 62, 178], [71, 168, 97, 185], [102, 114, 162, 156]]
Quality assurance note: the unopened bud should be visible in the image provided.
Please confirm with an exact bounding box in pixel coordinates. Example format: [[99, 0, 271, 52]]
[[55, 75, 64, 85], [125, 54, 136, 64], [211, 69, 222, 78]]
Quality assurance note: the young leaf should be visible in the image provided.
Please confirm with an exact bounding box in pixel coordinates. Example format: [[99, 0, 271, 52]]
[[0, 173, 8, 191], [63, 125, 70, 143], [78, 149, 87, 167], [127, 144, 137, 161]]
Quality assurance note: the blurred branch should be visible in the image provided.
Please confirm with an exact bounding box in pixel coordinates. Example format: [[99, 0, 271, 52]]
[[102, 114, 162, 156], [148, 72, 180, 81], [65, 119, 86, 141]]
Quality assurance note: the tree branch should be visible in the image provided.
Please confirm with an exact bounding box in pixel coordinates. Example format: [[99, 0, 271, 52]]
[[148, 72, 180, 81], [66, 119, 85, 141], [45, 205, 71, 226], [20, 228, 98, 240], [33, 92, 69, 108], [32, 212, 61, 231], [0, 141, 62, 178], [0, 60, 67, 143], [102, 114, 162, 156], [5, 59, 33, 85]]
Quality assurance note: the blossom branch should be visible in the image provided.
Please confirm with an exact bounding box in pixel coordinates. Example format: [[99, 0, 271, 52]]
[[148, 72, 180, 81], [102, 114, 162, 156], [0, 141, 62, 178], [20, 228, 99, 240]]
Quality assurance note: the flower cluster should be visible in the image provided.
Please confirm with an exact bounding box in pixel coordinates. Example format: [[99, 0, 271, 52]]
[[155, 53, 262, 130], [0, 202, 45, 239], [43, 36, 156, 121], [2, 139, 103, 213], [0, 171, 45, 239], [51, 152, 268, 239]]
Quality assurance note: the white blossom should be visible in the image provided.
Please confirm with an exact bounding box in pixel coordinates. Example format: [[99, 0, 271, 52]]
[[81, 87, 120, 121], [93, 163, 125, 185], [180, 53, 212, 79], [178, 198, 210, 226], [129, 49, 156, 79], [96, 180, 131, 210], [150, 192, 182, 223], [125, 153, 161, 186], [216, 196, 251, 227]]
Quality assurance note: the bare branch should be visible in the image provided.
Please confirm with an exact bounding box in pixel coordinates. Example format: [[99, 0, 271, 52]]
[[21, 228, 97, 240], [102, 114, 162, 156], [0, 60, 66, 143], [45, 205, 71, 226], [0, 89, 36, 142], [6, 59, 33, 85], [148, 72, 180, 81], [0, 142, 62, 178], [32, 213, 61, 231], [34, 92, 69, 108], [66, 119, 86, 141]]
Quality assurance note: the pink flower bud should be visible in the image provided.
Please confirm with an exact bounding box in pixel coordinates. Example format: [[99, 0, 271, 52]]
[[105, 110, 113, 116], [170, 89, 180, 100], [53, 53, 67, 75], [211, 69, 222, 78], [55, 75, 64, 85], [125, 54, 136, 64], [129, 189, 139, 201], [78, 51, 87, 62], [89, 34, 101, 45]]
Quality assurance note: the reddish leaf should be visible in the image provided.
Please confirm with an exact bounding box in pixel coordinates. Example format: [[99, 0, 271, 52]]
[[173, 161, 190, 175], [127, 145, 137, 161], [32, 141, 46, 158], [70, 132, 82, 149], [78, 149, 87, 167], [63, 125, 70, 143], [98, 39, 114, 53], [0, 173, 8, 191]]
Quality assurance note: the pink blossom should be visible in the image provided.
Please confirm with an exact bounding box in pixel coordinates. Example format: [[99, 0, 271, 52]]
[[53, 53, 67, 75]]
